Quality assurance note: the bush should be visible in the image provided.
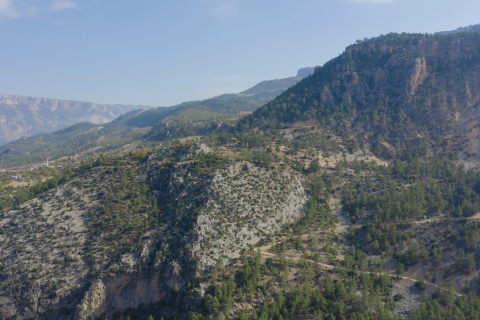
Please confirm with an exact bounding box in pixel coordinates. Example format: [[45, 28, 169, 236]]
[[415, 280, 426, 290], [394, 293, 404, 301]]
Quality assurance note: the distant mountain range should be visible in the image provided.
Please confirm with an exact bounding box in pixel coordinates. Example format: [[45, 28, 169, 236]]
[[0, 95, 149, 144], [0, 68, 313, 145]]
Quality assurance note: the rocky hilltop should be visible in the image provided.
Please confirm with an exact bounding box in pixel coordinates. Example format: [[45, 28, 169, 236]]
[[0, 94, 150, 144]]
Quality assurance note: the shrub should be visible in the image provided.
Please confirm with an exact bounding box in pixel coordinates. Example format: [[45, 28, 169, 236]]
[[415, 280, 426, 290], [394, 293, 404, 301]]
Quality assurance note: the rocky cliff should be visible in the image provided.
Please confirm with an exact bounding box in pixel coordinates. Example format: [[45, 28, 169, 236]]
[[296, 67, 315, 78], [0, 94, 149, 143]]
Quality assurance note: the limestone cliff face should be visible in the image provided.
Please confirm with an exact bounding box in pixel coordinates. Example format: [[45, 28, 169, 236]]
[[75, 272, 167, 320], [348, 36, 480, 159], [306, 34, 480, 160], [0, 94, 149, 143], [347, 36, 480, 103]]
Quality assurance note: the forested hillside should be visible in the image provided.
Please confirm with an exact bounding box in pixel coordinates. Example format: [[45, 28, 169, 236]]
[[240, 32, 480, 165]]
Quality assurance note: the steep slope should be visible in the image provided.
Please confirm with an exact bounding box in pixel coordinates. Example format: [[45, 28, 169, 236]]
[[215, 31, 480, 320], [0, 94, 150, 144]]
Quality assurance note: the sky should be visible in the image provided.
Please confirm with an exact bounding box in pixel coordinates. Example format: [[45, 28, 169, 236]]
[[0, 0, 479, 107]]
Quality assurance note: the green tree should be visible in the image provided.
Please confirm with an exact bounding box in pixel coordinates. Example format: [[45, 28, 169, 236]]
[[396, 263, 405, 277], [295, 236, 302, 251], [465, 254, 476, 274], [205, 294, 220, 313], [310, 158, 321, 173]]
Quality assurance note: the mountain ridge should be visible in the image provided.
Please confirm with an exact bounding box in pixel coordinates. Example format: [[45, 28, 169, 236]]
[[0, 94, 151, 144], [0, 67, 314, 145]]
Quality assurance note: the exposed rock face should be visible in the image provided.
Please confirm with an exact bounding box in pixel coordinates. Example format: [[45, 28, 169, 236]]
[[346, 35, 480, 159], [75, 273, 168, 320], [308, 35, 480, 162], [0, 164, 169, 320], [74, 280, 106, 320], [188, 161, 307, 273], [382, 56, 427, 95], [74, 145, 308, 319], [247, 33, 480, 167], [0, 94, 149, 143], [321, 86, 335, 105], [346, 36, 480, 103]]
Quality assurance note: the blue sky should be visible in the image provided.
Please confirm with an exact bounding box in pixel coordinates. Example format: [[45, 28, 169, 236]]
[[0, 0, 478, 106]]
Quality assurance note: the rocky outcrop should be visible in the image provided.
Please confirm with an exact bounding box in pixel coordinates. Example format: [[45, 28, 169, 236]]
[[148, 144, 308, 273], [74, 280, 106, 320], [0, 94, 149, 143], [321, 86, 335, 105], [75, 272, 170, 320], [240, 68, 313, 96], [188, 161, 307, 273], [296, 67, 315, 78]]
